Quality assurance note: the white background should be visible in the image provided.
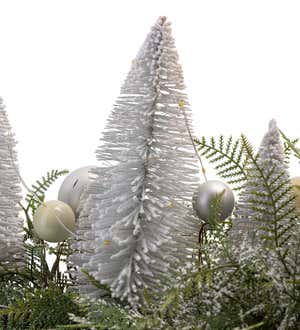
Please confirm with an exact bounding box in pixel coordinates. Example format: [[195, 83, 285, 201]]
[[0, 0, 300, 200]]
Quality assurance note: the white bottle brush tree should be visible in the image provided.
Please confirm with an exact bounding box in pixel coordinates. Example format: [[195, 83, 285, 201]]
[[227, 120, 300, 316], [230, 119, 298, 258], [70, 16, 201, 305], [0, 98, 24, 266], [190, 120, 300, 329]]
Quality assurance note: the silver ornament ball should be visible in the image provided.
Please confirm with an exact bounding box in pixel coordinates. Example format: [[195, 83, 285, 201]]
[[193, 180, 235, 222], [58, 166, 96, 214]]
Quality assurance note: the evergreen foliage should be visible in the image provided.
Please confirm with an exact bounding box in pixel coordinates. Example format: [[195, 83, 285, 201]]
[[0, 122, 298, 329], [0, 287, 83, 330], [74, 299, 135, 330], [281, 130, 300, 163], [194, 135, 248, 190], [0, 169, 84, 329], [24, 169, 69, 216], [21, 170, 73, 289]]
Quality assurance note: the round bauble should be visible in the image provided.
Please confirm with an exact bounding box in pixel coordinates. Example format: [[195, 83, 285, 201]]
[[193, 180, 235, 223], [58, 166, 96, 214], [33, 200, 76, 242], [291, 176, 300, 210]]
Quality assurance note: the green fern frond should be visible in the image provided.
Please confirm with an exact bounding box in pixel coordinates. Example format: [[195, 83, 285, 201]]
[[280, 130, 300, 163], [0, 287, 82, 329], [81, 269, 111, 297], [240, 136, 297, 271], [283, 138, 299, 164], [208, 191, 224, 229], [194, 136, 248, 190], [25, 169, 69, 214], [14, 169, 71, 291], [240, 134, 256, 160]]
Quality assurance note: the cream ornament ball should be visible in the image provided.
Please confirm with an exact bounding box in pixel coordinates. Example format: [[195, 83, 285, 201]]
[[33, 200, 76, 243], [291, 176, 300, 210], [58, 166, 96, 214], [193, 180, 235, 223]]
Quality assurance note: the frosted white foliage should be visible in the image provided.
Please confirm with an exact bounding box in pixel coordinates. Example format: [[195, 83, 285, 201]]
[[0, 97, 23, 264], [230, 119, 297, 250], [71, 17, 200, 304]]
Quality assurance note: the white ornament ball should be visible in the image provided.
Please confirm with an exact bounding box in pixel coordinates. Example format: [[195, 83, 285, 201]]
[[33, 200, 76, 242], [291, 176, 300, 210], [58, 166, 96, 214], [193, 180, 235, 223]]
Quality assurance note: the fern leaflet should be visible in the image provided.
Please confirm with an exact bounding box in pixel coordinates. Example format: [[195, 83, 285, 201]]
[[194, 136, 248, 190], [25, 169, 69, 215], [280, 130, 300, 163]]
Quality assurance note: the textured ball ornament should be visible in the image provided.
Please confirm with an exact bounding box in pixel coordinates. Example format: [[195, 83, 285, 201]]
[[291, 177, 300, 210], [33, 200, 76, 242], [58, 166, 96, 214], [193, 180, 235, 222]]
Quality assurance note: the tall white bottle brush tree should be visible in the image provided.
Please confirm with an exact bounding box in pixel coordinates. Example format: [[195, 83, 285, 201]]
[[71, 17, 202, 305]]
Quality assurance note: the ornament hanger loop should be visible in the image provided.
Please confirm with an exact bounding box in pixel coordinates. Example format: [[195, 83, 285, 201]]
[[178, 100, 208, 182]]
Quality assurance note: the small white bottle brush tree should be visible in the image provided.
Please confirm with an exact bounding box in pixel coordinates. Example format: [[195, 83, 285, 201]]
[[0, 97, 24, 265], [230, 119, 298, 260]]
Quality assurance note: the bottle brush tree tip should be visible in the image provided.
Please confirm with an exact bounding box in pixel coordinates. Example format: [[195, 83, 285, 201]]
[[158, 16, 167, 24], [269, 118, 278, 131]]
